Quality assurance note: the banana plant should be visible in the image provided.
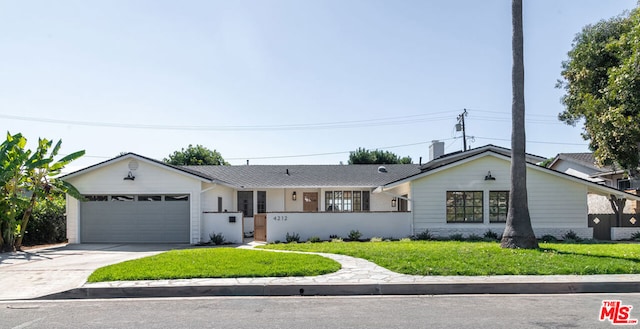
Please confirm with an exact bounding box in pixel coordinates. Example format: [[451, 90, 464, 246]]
[[14, 137, 84, 250], [0, 133, 30, 252]]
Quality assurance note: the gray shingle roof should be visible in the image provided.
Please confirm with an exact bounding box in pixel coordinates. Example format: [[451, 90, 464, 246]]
[[420, 144, 547, 172], [184, 164, 421, 188]]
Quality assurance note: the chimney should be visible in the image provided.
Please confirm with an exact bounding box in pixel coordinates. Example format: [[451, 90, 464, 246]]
[[429, 140, 445, 161]]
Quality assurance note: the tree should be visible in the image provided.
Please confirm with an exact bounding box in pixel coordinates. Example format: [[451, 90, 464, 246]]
[[0, 132, 84, 252], [501, 0, 538, 249], [347, 148, 412, 164], [164, 144, 228, 166], [557, 8, 640, 180]]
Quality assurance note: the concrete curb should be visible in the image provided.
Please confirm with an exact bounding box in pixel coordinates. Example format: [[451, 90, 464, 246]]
[[38, 281, 640, 300]]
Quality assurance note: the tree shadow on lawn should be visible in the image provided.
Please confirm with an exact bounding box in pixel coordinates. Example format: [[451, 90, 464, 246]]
[[537, 247, 640, 264]]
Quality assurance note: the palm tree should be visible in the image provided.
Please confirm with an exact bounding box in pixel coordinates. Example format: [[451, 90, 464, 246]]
[[500, 0, 539, 249]]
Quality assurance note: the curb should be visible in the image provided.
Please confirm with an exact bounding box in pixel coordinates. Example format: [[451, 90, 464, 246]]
[[38, 281, 640, 300]]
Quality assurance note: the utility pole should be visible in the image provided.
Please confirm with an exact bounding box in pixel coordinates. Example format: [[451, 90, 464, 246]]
[[456, 109, 468, 151]]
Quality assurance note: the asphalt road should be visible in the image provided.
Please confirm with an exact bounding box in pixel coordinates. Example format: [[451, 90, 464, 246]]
[[2, 294, 639, 329]]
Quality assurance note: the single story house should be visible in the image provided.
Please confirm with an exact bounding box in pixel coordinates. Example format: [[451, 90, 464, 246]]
[[61, 144, 640, 244]]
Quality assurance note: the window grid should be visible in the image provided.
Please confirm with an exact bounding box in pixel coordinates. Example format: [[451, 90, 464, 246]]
[[446, 191, 483, 223], [489, 191, 509, 223]]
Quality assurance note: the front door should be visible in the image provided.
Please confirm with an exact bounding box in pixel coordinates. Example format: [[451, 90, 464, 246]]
[[254, 214, 267, 241], [303, 192, 318, 212]]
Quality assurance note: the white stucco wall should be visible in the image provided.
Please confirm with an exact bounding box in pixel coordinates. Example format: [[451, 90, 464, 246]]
[[63, 156, 205, 244], [201, 212, 244, 244], [266, 212, 412, 242], [411, 155, 592, 239]]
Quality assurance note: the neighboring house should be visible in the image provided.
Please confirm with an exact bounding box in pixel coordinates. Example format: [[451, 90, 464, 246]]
[[61, 144, 640, 244], [548, 152, 640, 240]]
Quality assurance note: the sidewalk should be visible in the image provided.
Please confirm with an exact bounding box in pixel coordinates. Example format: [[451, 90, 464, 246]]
[[39, 243, 640, 300]]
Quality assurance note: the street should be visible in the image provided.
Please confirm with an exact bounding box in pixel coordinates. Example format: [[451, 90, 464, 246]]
[[2, 294, 638, 329]]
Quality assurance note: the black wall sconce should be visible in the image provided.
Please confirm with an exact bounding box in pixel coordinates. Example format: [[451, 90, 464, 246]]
[[484, 171, 496, 181], [292, 191, 297, 201], [124, 171, 135, 181], [391, 198, 397, 208]]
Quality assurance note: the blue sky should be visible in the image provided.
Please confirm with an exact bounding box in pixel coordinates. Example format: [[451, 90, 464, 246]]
[[1, 0, 637, 169]]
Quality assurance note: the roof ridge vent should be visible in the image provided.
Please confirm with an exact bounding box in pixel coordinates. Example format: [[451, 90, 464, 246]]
[[377, 166, 388, 173]]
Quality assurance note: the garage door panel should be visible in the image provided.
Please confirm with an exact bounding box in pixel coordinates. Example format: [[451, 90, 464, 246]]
[[81, 196, 190, 243]]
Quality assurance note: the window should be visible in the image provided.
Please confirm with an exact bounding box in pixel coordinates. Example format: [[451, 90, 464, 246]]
[[618, 179, 631, 190], [84, 195, 108, 202], [165, 195, 189, 201], [237, 191, 253, 217], [446, 191, 483, 223], [138, 195, 161, 201], [257, 191, 266, 213], [111, 195, 134, 201], [325, 190, 370, 212], [489, 191, 509, 223]]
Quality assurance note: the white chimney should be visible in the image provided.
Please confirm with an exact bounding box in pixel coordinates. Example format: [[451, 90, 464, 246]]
[[429, 140, 445, 161]]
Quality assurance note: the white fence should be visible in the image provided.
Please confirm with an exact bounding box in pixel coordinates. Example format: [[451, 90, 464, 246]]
[[265, 212, 412, 242], [201, 212, 244, 244]]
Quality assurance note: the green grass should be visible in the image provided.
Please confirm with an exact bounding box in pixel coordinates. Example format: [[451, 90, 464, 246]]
[[88, 248, 341, 282], [261, 241, 640, 276]]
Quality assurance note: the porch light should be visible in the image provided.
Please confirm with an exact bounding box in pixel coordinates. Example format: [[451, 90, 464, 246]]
[[391, 198, 397, 208], [484, 171, 495, 181], [124, 171, 135, 181], [292, 191, 297, 201]]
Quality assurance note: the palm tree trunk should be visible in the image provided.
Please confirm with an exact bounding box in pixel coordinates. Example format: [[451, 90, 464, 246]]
[[501, 0, 539, 249]]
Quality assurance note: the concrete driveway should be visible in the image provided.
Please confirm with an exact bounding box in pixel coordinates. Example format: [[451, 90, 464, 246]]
[[0, 244, 187, 300]]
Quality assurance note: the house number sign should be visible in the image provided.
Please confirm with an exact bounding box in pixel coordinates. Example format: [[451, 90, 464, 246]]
[[272, 215, 288, 221]]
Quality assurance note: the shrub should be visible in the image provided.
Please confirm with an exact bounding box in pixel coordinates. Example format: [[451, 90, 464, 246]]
[[448, 233, 464, 241], [467, 234, 483, 242], [399, 237, 412, 242], [285, 232, 301, 243], [307, 236, 321, 243], [483, 229, 499, 241], [331, 237, 344, 243], [561, 230, 583, 242], [329, 234, 340, 239], [348, 230, 362, 241], [209, 232, 225, 245], [369, 237, 383, 242], [631, 231, 640, 241], [414, 229, 432, 241], [21, 193, 67, 245], [540, 234, 558, 243]]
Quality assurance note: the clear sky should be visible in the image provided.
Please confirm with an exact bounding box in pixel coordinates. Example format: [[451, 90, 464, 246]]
[[1, 0, 637, 170]]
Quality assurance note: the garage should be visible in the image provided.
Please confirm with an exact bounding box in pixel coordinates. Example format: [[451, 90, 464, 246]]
[[80, 194, 190, 243]]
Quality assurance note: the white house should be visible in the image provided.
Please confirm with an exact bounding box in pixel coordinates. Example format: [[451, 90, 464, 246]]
[[61, 144, 640, 244]]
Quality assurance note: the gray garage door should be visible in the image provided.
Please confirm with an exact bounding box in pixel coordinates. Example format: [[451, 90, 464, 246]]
[[80, 194, 190, 243]]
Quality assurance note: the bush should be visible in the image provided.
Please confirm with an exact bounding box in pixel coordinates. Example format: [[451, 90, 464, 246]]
[[331, 237, 343, 243], [540, 234, 558, 243], [399, 237, 412, 242], [467, 234, 483, 242], [483, 229, 499, 241], [561, 230, 583, 242], [369, 237, 383, 242], [348, 230, 362, 241], [631, 231, 640, 241], [448, 233, 465, 241], [285, 232, 301, 243], [22, 193, 67, 246], [209, 232, 225, 245], [307, 236, 321, 243], [329, 234, 340, 239], [414, 229, 432, 241]]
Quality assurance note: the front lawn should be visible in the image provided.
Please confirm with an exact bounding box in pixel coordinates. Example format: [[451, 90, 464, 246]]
[[261, 241, 640, 276], [88, 248, 341, 282]]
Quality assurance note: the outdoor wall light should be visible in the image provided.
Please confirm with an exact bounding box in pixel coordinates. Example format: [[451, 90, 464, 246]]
[[123, 171, 135, 181], [391, 198, 397, 208], [292, 191, 297, 201], [484, 171, 496, 181]]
